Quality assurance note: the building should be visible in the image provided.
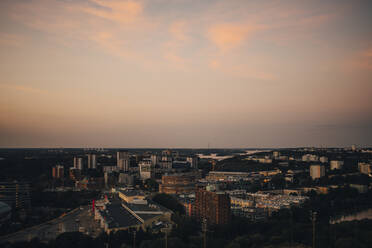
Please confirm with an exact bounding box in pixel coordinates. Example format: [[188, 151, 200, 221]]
[[52, 165, 64, 179], [273, 151, 280, 158], [330, 160, 344, 170], [69, 167, 81, 181], [186, 156, 199, 168], [159, 173, 197, 194], [351, 145, 357, 151], [151, 154, 160, 166], [160, 156, 172, 169], [95, 199, 172, 234], [139, 160, 154, 180], [0, 181, 31, 210], [319, 156, 328, 163], [73, 157, 83, 170], [302, 154, 319, 162], [206, 171, 251, 181], [310, 165, 325, 180], [87, 154, 97, 169], [358, 162, 372, 176], [193, 188, 231, 225], [118, 189, 146, 203], [0, 201, 11, 224], [118, 173, 134, 186], [117, 151, 130, 172]]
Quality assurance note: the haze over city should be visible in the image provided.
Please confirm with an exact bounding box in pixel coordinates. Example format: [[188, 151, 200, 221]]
[[1, 0, 372, 148]]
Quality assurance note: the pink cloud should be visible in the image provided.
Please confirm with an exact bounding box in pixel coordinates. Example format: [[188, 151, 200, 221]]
[[83, 0, 143, 25], [207, 23, 262, 51]]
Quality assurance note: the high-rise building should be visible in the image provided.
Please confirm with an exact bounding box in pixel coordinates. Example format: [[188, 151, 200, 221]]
[[0, 181, 31, 210], [160, 156, 172, 169], [117, 151, 130, 172], [87, 154, 97, 169], [187, 156, 199, 169], [52, 165, 64, 179], [310, 165, 325, 180], [73, 157, 83, 170], [151, 154, 160, 166], [193, 188, 231, 225], [330, 160, 344, 170], [139, 160, 154, 180]]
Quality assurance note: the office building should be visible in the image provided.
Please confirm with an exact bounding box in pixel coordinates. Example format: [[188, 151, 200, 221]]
[[73, 157, 83, 170], [330, 160, 344, 170], [52, 165, 64, 179], [160, 156, 172, 169], [310, 165, 325, 180], [0, 181, 31, 210], [159, 173, 197, 194], [193, 188, 231, 225], [117, 151, 130, 172], [87, 154, 97, 169], [151, 154, 160, 166], [139, 160, 154, 180], [186, 156, 199, 168]]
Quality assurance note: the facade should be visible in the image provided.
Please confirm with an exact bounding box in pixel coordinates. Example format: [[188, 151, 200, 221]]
[[160, 156, 172, 169], [358, 162, 372, 176], [193, 188, 231, 225], [206, 171, 251, 181], [87, 154, 97, 169], [52, 165, 64, 179], [117, 151, 130, 172], [73, 157, 83, 170], [0, 181, 31, 210], [310, 165, 325, 180], [186, 156, 199, 168], [139, 160, 154, 180], [118, 173, 134, 186], [69, 167, 81, 181], [151, 154, 160, 166], [159, 173, 197, 194], [302, 154, 319, 162], [319, 156, 328, 163], [330, 160, 344, 170]]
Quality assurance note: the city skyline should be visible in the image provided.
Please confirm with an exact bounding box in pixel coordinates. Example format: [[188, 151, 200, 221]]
[[1, 0, 372, 148]]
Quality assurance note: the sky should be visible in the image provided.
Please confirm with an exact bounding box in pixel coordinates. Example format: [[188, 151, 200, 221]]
[[0, 0, 371, 148]]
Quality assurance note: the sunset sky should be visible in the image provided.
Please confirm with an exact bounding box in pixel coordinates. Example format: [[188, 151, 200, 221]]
[[0, 0, 371, 148]]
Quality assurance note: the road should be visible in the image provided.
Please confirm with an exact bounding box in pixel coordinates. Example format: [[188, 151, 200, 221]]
[[0, 205, 102, 244]]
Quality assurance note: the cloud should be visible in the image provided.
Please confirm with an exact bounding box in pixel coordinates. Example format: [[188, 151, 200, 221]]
[[0, 33, 25, 47], [0, 84, 48, 94], [83, 0, 143, 24], [207, 23, 261, 51]]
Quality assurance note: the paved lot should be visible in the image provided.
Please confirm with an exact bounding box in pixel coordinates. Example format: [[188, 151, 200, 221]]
[[0, 205, 102, 244]]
